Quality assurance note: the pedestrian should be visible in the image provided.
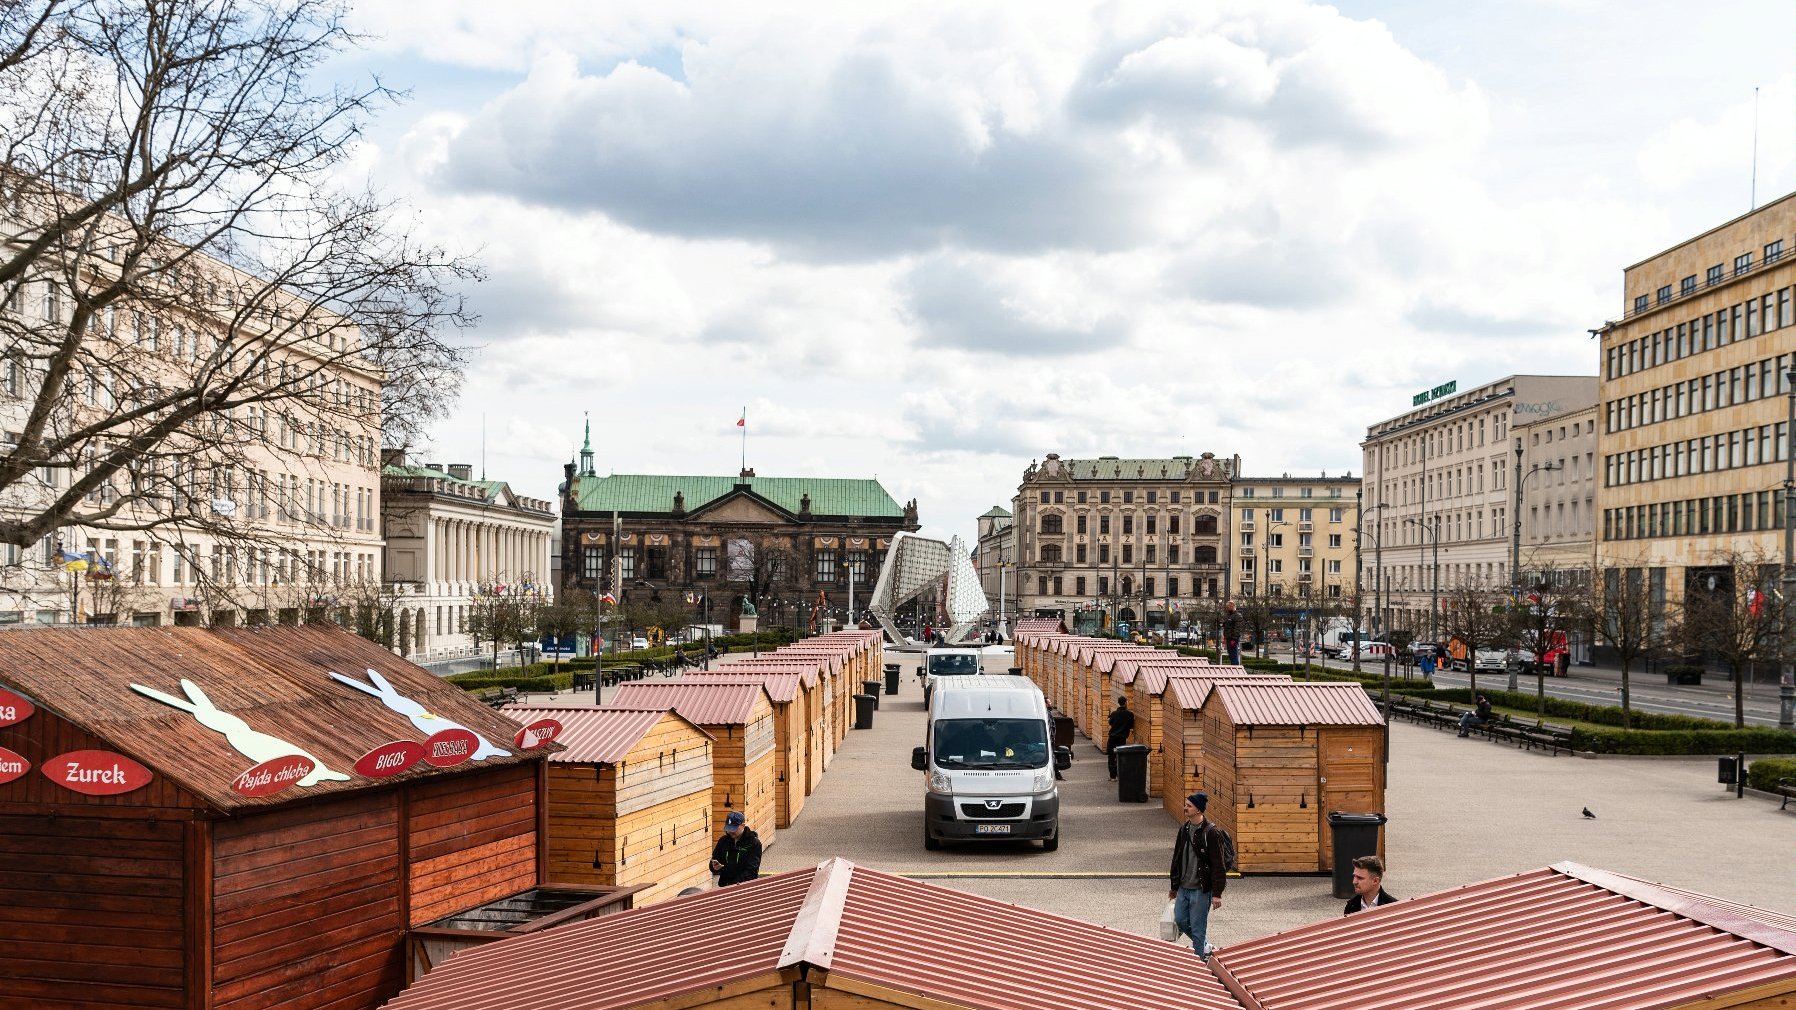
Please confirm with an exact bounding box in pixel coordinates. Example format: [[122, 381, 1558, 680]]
[[1167, 792, 1227, 961], [709, 810, 762, 886], [1343, 855, 1397, 914], [1221, 601, 1242, 664], [923, 623, 933, 644], [1457, 693, 1493, 737], [1106, 695, 1136, 781]]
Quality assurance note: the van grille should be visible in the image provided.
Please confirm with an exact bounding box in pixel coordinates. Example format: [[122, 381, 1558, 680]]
[[960, 802, 1026, 819]]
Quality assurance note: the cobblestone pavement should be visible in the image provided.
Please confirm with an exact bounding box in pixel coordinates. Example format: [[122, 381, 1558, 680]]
[[748, 648, 1796, 950]]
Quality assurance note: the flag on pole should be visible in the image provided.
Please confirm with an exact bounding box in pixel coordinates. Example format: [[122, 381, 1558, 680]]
[[600, 592, 616, 605], [58, 549, 89, 572], [736, 410, 745, 427]]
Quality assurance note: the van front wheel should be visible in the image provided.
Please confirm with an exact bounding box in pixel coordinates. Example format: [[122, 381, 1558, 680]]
[[1041, 831, 1059, 852]]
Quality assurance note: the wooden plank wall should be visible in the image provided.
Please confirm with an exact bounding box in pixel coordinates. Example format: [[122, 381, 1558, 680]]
[[1198, 707, 1237, 846], [543, 751, 712, 905], [1231, 727, 1321, 873], [768, 701, 806, 827], [706, 724, 779, 848], [804, 684, 824, 796], [1318, 727, 1385, 870], [1129, 679, 1162, 798], [212, 792, 404, 1010], [0, 813, 188, 1010], [406, 763, 537, 927], [0, 706, 206, 811], [1159, 699, 1200, 821]]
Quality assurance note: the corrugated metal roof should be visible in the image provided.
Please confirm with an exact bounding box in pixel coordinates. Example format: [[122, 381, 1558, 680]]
[[719, 661, 823, 687], [1113, 654, 1208, 684], [499, 706, 710, 764], [1212, 862, 1796, 1010], [1137, 666, 1264, 695], [1167, 676, 1292, 711], [1093, 648, 1175, 675], [570, 473, 903, 517], [1609, 870, 1796, 932], [380, 859, 1238, 1010], [0, 624, 547, 811], [1013, 617, 1066, 635], [608, 682, 769, 726], [1206, 682, 1384, 726], [679, 673, 805, 703]]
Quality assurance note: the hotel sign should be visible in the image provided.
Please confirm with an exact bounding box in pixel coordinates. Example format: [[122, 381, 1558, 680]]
[[1413, 380, 1457, 406]]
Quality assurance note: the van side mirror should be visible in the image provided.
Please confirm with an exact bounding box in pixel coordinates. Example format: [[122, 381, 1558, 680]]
[[911, 746, 928, 771], [1053, 746, 1073, 771]]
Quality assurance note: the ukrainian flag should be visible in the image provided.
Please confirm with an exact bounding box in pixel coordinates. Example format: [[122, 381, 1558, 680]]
[[58, 549, 89, 572]]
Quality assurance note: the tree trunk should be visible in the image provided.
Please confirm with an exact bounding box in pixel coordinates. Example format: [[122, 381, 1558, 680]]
[[1619, 658, 1631, 730], [1469, 669, 1478, 698], [1735, 664, 1746, 728], [1536, 668, 1546, 717]]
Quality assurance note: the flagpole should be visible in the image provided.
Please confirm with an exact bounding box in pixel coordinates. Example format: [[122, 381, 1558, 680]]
[[740, 407, 746, 474]]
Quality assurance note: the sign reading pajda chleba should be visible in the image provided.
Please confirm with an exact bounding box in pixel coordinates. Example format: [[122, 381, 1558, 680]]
[[1413, 379, 1457, 406]]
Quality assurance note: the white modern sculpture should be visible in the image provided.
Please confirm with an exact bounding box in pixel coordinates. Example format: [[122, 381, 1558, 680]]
[[867, 532, 990, 645]]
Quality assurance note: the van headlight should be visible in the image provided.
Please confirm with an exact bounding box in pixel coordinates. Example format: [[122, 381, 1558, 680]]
[[1032, 768, 1052, 792], [929, 769, 952, 794]]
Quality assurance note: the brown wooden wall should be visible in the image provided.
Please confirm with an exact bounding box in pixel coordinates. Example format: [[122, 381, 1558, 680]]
[[0, 813, 188, 1010], [767, 700, 806, 827], [542, 744, 712, 907], [212, 792, 404, 1010], [406, 762, 538, 927], [1229, 726, 1319, 873], [1198, 707, 1237, 845], [1159, 698, 1201, 821], [1129, 680, 1163, 798], [706, 721, 779, 848], [1317, 727, 1385, 870], [0, 706, 207, 812]]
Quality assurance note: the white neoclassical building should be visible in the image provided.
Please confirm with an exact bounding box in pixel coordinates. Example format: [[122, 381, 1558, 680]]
[[380, 452, 556, 663]]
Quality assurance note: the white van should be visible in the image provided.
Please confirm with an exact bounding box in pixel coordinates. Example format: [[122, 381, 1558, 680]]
[[912, 676, 1071, 851], [920, 647, 983, 703]]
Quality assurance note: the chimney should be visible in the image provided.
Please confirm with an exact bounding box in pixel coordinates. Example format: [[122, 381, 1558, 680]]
[[739, 467, 756, 478], [447, 464, 473, 480], [380, 448, 406, 468]]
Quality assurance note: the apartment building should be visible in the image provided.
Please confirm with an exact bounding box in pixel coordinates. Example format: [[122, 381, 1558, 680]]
[[1596, 192, 1796, 603], [1229, 473, 1361, 606], [381, 452, 556, 663], [1361, 375, 1597, 640], [974, 505, 1016, 624], [1514, 404, 1598, 577], [1011, 452, 1235, 634]]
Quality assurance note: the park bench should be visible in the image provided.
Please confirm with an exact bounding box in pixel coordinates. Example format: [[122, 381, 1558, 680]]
[[475, 686, 520, 708], [1778, 778, 1796, 811]]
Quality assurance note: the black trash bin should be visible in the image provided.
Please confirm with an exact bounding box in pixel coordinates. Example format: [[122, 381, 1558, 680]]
[[1719, 755, 1739, 785], [884, 663, 900, 695], [1114, 744, 1150, 803], [853, 693, 875, 730], [1052, 713, 1075, 753], [1008, 666, 1024, 676], [1327, 812, 1388, 899], [864, 680, 882, 709]]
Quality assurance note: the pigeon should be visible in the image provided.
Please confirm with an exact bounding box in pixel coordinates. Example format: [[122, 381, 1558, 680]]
[[1581, 807, 1596, 819]]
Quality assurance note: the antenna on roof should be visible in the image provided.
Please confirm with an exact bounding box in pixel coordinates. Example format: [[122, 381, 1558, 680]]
[[1752, 86, 1760, 211], [480, 413, 486, 481]]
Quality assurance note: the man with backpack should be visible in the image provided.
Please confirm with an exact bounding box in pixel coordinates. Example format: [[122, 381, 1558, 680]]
[[1168, 791, 1230, 961]]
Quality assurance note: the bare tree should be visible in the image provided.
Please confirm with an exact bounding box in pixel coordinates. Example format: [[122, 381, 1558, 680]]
[[0, 1, 475, 569], [536, 589, 594, 671], [1511, 567, 1591, 716], [1676, 550, 1779, 728], [1235, 588, 1278, 660], [465, 583, 543, 671], [1439, 583, 1510, 697], [1592, 564, 1666, 729]]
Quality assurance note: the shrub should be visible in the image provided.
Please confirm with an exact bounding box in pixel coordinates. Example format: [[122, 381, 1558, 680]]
[[447, 671, 571, 692], [1749, 756, 1796, 791], [1573, 728, 1796, 756]]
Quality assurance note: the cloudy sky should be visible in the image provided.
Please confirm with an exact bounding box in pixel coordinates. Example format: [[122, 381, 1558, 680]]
[[336, 0, 1796, 542]]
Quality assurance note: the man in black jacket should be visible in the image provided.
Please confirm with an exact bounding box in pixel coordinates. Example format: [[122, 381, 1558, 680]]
[[1168, 792, 1227, 961], [1221, 601, 1242, 664], [1343, 855, 1397, 914], [710, 810, 762, 886], [1106, 695, 1136, 781]]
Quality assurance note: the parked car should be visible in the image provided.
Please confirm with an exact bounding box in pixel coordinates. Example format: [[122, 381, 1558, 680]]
[[629, 636, 650, 651]]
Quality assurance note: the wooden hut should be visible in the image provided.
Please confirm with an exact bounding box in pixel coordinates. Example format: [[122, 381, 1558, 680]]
[[1197, 682, 1386, 873], [1157, 672, 1289, 819], [679, 671, 814, 827], [0, 624, 594, 1010], [725, 658, 829, 787], [773, 647, 855, 753], [1112, 657, 1212, 797], [380, 858, 1238, 1010], [501, 705, 715, 905], [1085, 647, 1169, 750], [608, 682, 778, 848]]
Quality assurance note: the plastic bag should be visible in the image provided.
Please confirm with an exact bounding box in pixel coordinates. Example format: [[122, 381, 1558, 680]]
[[1159, 899, 1180, 942]]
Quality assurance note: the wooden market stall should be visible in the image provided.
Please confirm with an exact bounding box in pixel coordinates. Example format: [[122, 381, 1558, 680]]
[[501, 705, 715, 905], [1157, 671, 1289, 818], [678, 671, 814, 827], [1082, 646, 1171, 748], [1110, 657, 1212, 798], [608, 682, 779, 848], [0, 624, 585, 1010], [1197, 682, 1386, 873], [725, 657, 831, 783]]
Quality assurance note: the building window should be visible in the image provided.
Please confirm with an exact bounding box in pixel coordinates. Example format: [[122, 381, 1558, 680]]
[[815, 549, 836, 583], [1099, 515, 1111, 535], [1269, 508, 1284, 522], [1099, 545, 1109, 564], [1170, 491, 1180, 503], [1195, 545, 1216, 564], [1122, 516, 1133, 535], [618, 547, 637, 581], [582, 546, 601, 579], [1123, 491, 1134, 503], [1328, 534, 1342, 548], [1736, 253, 1754, 275], [645, 546, 668, 580], [847, 551, 867, 582], [1038, 576, 1048, 595], [1041, 544, 1062, 564], [1768, 240, 1785, 263], [1075, 576, 1086, 595], [1075, 544, 1087, 563], [1077, 491, 1087, 503], [1193, 514, 1217, 535], [1121, 544, 1133, 564], [1039, 491, 1049, 503], [695, 547, 718, 579], [1053, 491, 1064, 503], [1167, 545, 1179, 563], [1146, 490, 1157, 503], [1076, 514, 1087, 534], [1656, 285, 1671, 305], [1168, 514, 1180, 534], [1708, 264, 1724, 285], [1098, 577, 1108, 596], [1680, 275, 1697, 295], [1145, 516, 1157, 535], [1040, 513, 1063, 534], [1099, 491, 1110, 503], [1634, 295, 1649, 313]]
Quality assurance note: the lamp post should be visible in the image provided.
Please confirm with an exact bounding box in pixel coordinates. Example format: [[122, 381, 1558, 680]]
[[1353, 500, 1388, 673], [1510, 439, 1559, 691], [1403, 516, 1439, 654], [1782, 368, 1796, 729]]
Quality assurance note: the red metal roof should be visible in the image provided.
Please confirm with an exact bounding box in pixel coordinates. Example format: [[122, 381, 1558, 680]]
[[380, 859, 1238, 1010], [1134, 665, 1259, 695], [1610, 870, 1796, 932], [1013, 617, 1067, 635], [1166, 676, 1295, 711], [1212, 862, 1796, 1010], [1204, 682, 1384, 726], [719, 660, 822, 687], [1113, 655, 1209, 685], [678, 673, 805, 703], [1092, 648, 1174, 675], [607, 681, 769, 726], [499, 706, 710, 764]]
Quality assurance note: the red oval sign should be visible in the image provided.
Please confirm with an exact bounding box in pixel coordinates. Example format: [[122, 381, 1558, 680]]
[[423, 728, 478, 767], [42, 750, 153, 796], [231, 754, 316, 797], [355, 739, 427, 778], [0, 745, 30, 785], [514, 719, 563, 749], [0, 688, 35, 728]]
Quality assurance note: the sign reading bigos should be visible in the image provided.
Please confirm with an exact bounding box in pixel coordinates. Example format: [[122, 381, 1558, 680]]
[[1413, 379, 1457, 407]]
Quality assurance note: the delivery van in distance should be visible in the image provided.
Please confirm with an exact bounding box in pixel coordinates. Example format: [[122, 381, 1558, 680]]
[[912, 676, 1072, 852]]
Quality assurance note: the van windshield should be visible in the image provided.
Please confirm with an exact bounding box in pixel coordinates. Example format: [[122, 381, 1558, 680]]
[[927, 653, 979, 674], [932, 718, 1048, 769]]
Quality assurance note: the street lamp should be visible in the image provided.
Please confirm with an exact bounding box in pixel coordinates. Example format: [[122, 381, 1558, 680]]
[[1354, 497, 1389, 673], [1264, 520, 1290, 660], [1510, 439, 1560, 690], [1403, 516, 1439, 647], [1782, 368, 1796, 729]]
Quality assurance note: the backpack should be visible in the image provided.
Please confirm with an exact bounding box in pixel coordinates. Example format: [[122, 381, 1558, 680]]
[[1188, 821, 1238, 874]]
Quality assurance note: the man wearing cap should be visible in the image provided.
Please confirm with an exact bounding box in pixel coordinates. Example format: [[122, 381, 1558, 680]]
[[710, 810, 762, 887], [1167, 792, 1227, 961]]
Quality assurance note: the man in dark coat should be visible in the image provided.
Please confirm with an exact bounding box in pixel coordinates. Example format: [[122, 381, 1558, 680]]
[[1168, 792, 1228, 960], [1221, 601, 1242, 664], [1343, 855, 1398, 914], [710, 810, 762, 886], [1106, 695, 1136, 781]]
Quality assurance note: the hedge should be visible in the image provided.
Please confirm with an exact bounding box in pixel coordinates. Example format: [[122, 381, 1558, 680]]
[[446, 671, 572, 692], [1748, 756, 1796, 791], [1575, 728, 1796, 756]]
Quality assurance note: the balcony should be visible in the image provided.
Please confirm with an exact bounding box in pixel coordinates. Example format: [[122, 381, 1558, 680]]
[[1238, 521, 1255, 532], [1298, 547, 1312, 557], [1238, 546, 1254, 557], [1298, 521, 1313, 532]]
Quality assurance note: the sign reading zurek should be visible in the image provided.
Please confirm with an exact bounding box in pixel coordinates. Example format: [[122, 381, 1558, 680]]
[[232, 755, 317, 797], [42, 750, 153, 796], [424, 728, 479, 767], [513, 719, 562, 749], [0, 745, 29, 785], [0, 688, 34, 728], [354, 739, 428, 778]]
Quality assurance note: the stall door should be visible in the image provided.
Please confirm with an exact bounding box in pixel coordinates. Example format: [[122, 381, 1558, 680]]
[[1318, 729, 1383, 871]]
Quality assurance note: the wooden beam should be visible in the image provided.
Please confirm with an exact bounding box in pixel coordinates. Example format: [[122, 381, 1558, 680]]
[[183, 818, 215, 1010]]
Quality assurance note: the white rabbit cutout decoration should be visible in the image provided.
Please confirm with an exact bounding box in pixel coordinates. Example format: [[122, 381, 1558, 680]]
[[130, 679, 349, 786], [329, 668, 509, 761]]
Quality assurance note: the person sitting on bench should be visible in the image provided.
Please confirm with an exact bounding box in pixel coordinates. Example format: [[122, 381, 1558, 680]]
[[1458, 693, 1492, 737]]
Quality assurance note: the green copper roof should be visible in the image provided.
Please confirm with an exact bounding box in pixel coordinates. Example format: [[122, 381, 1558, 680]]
[[980, 506, 1012, 518], [570, 474, 903, 518], [384, 464, 510, 499]]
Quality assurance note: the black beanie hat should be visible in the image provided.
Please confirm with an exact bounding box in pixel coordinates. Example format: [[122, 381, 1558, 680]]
[[1187, 792, 1208, 812]]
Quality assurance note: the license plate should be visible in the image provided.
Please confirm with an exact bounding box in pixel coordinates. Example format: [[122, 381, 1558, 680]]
[[975, 824, 1012, 835]]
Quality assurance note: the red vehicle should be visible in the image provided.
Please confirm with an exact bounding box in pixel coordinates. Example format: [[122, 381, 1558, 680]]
[[1519, 630, 1571, 676]]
